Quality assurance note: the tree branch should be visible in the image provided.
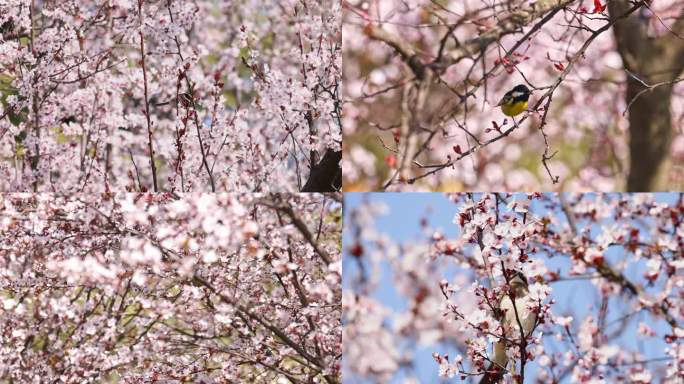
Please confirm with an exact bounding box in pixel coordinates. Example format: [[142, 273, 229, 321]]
[[138, 0, 158, 192]]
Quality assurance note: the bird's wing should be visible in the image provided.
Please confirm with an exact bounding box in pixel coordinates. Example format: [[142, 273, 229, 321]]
[[495, 92, 512, 107], [492, 340, 507, 368], [478, 297, 514, 384], [501, 296, 536, 337], [479, 340, 507, 384]]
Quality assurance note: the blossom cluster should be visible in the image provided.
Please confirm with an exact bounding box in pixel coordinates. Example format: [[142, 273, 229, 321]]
[[0, 192, 342, 382], [343, 193, 683, 383], [0, 0, 341, 192]]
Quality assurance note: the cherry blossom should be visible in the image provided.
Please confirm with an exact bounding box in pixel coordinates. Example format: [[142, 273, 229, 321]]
[[343, 193, 683, 383], [0, 0, 341, 192], [342, 0, 684, 192], [0, 192, 342, 382]]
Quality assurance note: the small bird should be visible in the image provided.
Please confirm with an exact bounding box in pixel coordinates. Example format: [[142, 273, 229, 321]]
[[496, 84, 531, 117], [480, 270, 537, 384]]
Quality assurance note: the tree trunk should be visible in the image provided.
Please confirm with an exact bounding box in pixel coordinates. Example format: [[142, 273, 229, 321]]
[[625, 80, 673, 191], [301, 149, 341, 192], [609, 1, 684, 191]]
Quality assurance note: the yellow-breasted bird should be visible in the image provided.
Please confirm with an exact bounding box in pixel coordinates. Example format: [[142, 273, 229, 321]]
[[496, 84, 531, 117]]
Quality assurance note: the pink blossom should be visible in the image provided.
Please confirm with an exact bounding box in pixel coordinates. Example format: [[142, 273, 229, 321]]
[[0, 193, 341, 382]]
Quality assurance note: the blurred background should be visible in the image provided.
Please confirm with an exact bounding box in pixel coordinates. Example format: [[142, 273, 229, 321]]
[[342, 0, 684, 192]]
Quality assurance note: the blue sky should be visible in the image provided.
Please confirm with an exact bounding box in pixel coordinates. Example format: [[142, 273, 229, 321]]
[[343, 193, 676, 383]]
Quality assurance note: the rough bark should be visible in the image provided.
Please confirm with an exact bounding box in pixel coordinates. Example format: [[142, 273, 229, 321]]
[[609, 1, 684, 191], [301, 149, 341, 192]]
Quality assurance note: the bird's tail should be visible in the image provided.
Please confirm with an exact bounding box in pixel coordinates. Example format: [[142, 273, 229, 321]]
[[478, 363, 505, 384], [479, 340, 507, 384]]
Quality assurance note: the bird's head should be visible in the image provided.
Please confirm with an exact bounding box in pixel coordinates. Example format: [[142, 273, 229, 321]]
[[512, 84, 531, 96], [509, 270, 529, 295]]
